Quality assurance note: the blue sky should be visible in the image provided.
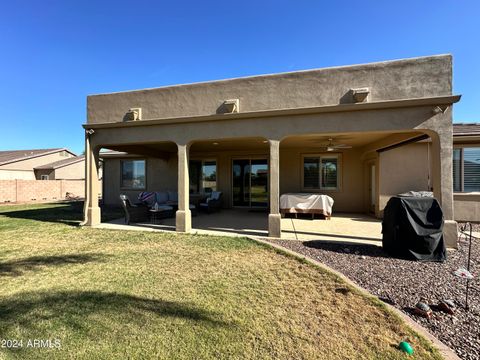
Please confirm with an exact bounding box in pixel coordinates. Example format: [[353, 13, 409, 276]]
[[1, 0, 479, 154]]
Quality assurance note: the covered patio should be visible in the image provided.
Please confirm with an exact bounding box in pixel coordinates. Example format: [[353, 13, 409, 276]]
[[98, 210, 382, 246], [82, 55, 460, 247]]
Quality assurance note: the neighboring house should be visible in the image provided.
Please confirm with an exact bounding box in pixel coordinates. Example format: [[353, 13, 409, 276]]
[[0, 149, 94, 204], [82, 54, 461, 247], [0, 148, 77, 180], [34, 155, 86, 180]]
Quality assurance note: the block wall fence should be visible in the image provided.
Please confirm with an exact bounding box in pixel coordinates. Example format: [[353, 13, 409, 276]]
[[0, 180, 100, 203]]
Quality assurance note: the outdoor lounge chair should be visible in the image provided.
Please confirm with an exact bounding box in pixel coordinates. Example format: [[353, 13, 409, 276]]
[[199, 191, 223, 213], [120, 194, 149, 224]]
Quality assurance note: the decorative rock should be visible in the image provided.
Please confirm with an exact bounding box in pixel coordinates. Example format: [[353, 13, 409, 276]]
[[414, 302, 433, 318], [438, 299, 456, 315]]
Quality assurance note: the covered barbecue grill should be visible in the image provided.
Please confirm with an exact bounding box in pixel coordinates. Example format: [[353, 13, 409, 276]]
[[382, 195, 447, 262]]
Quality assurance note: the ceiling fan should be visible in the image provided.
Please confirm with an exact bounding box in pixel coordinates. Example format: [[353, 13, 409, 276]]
[[320, 138, 352, 152]]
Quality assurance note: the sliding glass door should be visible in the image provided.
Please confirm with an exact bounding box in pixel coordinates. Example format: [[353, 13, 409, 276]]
[[232, 159, 268, 207], [250, 160, 268, 207], [189, 160, 217, 193]]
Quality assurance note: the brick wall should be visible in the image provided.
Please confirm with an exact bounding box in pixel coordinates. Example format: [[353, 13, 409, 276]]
[[0, 180, 98, 203]]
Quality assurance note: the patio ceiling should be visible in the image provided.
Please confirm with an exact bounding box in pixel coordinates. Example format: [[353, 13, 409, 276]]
[[280, 131, 424, 149], [190, 137, 269, 152], [101, 142, 177, 159], [100, 131, 426, 157], [190, 131, 426, 153]]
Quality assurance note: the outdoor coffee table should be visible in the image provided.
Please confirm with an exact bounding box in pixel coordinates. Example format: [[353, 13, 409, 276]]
[[161, 203, 197, 217], [149, 205, 174, 224]]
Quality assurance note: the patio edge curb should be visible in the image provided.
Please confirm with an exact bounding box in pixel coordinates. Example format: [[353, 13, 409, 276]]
[[249, 236, 461, 360]]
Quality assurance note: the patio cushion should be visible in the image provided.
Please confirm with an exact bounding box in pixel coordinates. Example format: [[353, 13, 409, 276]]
[[138, 192, 156, 207], [155, 191, 169, 204], [167, 191, 178, 202], [210, 191, 221, 201]]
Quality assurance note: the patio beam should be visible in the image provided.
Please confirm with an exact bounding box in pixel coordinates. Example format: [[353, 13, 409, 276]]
[[176, 143, 191, 233], [268, 139, 281, 238]]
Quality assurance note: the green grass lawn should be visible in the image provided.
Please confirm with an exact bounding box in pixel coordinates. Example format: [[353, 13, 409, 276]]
[[0, 202, 441, 359]]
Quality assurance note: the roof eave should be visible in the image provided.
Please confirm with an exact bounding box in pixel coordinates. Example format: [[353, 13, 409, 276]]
[[453, 134, 480, 142], [83, 95, 461, 130], [0, 148, 75, 167], [34, 157, 85, 170]]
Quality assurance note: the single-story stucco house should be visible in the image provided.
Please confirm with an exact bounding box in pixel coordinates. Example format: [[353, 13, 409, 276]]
[[82, 54, 463, 247]]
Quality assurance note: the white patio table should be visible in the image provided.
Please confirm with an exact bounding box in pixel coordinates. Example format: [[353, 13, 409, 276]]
[[280, 193, 334, 219]]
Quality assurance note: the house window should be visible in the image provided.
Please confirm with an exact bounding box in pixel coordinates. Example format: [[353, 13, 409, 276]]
[[303, 155, 340, 190], [453, 147, 480, 192], [121, 160, 146, 189], [40, 175, 49, 180], [189, 160, 217, 193]]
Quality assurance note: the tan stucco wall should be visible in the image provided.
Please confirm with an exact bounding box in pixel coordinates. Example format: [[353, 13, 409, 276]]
[[88, 55, 451, 124], [379, 143, 431, 211], [0, 151, 74, 171], [454, 193, 480, 222], [280, 147, 365, 212], [103, 157, 177, 206], [380, 140, 480, 222], [54, 160, 86, 180], [0, 169, 35, 180]]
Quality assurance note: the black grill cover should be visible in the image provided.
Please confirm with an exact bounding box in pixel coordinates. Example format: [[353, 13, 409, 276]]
[[382, 196, 446, 262]]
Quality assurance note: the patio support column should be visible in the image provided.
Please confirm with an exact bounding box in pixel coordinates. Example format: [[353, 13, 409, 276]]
[[430, 129, 457, 248], [268, 139, 281, 238], [82, 130, 101, 226], [176, 143, 191, 233]]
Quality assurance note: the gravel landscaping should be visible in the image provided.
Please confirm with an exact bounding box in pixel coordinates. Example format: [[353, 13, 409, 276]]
[[269, 230, 479, 360]]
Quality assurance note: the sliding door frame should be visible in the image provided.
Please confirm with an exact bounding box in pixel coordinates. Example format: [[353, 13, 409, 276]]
[[231, 155, 269, 208]]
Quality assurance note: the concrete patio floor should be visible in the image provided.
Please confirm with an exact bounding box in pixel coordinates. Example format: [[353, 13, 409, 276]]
[[98, 209, 382, 246]]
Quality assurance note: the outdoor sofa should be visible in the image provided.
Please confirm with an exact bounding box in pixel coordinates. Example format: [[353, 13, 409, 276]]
[[138, 191, 205, 216], [199, 191, 223, 213]]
